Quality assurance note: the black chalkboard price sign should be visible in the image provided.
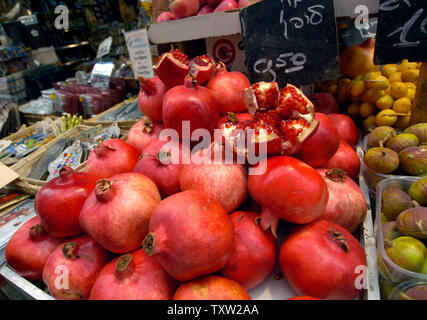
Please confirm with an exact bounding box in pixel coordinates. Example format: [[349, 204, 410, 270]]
[[239, 0, 340, 87], [375, 0, 427, 64]]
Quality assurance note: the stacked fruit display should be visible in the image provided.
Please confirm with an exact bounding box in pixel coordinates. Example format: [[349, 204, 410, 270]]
[[315, 38, 422, 132], [378, 177, 427, 300], [156, 0, 260, 22], [4, 48, 371, 301]]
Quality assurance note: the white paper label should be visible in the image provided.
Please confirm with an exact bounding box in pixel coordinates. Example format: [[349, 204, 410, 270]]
[[124, 29, 154, 78], [97, 36, 113, 59]]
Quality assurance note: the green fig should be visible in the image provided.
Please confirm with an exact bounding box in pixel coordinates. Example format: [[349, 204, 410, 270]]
[[385, 236, 426, 272], [404, 123, 427, 144], [381, 188, 414, 221], [408, 177, 427, 206], [421, 259, 427, 274], [382, 222, 404, 241], [368, 126, 397, 148], [396, 207, 427, 239], [399, 146, 427, 176], [364, 147, 399, 174], [399, 285, 427, 300], [386, 133, 419, 153]]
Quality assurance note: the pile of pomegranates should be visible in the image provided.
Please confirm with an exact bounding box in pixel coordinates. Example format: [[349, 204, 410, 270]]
[[4, 46, 370, 301]]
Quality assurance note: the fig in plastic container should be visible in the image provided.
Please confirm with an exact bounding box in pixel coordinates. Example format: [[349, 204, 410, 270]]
[[398, 284, 427, 300], [386, 133, 419, 153], [89, 250, 177, 300], [398, 146, 427, 176], [173, 275, 251, 300], [142, 190, 235, 281], [408, 177, 427, 206], [381, 188, 414, 221], [367, 126, 397, 148], [364, 147, 399, 174], [382, 222, 403, 242], [404, 123, 427, 144], [396, 207, 427, 239], [385, 236, 426, 273]]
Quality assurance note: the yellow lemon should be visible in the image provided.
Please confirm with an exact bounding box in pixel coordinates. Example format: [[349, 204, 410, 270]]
[[399, 59, 418, 72], [362, 71, 378, 81], [393, 97, 412, 113], [349, 80, 366, 97], [376, 109, 399, 126], [405, 82, 417, 89], [388, 72, 403, 83], [365, 75, 390, 90], [363, 115, 377, 131], [347, 103, 360, 117], [390, 82, 408, 99], [384, 87, 391, 95], [415, 62, 422, 69], [382, 64, 400, 77], [402, 69, 420, 83], [407, 88, 416, 101], [328, 84, 338, 95], [365, 88, 385, 104], [376, 95, 395, 110], [338, 84, 351, 97], [394, 114, 412, 129], [352, 75, 363, 81], [360, 102, 377, 118], [338, 77, 351, 88]]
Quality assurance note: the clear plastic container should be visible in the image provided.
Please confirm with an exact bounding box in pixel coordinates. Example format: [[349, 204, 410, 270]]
[[375, 177, 426, 300]]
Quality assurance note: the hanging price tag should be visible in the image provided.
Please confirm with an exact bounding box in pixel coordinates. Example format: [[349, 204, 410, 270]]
[[124, 28, 155, 78], [97, 36, 113, 59], [239, 0, 339, 87], [375, 0, 427, 64]]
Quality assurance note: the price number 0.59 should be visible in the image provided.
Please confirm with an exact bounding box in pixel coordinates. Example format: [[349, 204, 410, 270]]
[[253, 52, 307, 82]]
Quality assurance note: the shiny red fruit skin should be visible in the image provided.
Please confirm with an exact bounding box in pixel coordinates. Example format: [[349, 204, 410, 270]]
[[133, 139, 187, 198], [143, 190, 234, 282], [217, 112, 254, 127], [127, 118, 165, 153], [162, 79, 220, 138], [279, 220, 367, 300], [295, 113, 340, 168], [5, 217, 65, 281], [80, 173, 161, 254], [327, 113, 360, 147], [308, 93, 340, 114], [86, 139, 141, 180], [287, 296, 322, 300], [207, 67, 251, 113], [173, 275, 251, 300], [89, 249, 177, 300], [214, 0, 239, 12], [324, 140, 361, 180], [179, 163, 248, 213], [220, 211, 276, 290], [138, 76, 167, 123], [248, 156, 329, 234], [35, 167, 97, 238], [43, 235, 110, 300]]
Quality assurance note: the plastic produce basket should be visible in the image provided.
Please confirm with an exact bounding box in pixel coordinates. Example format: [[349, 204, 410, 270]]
[[375, 177, 426, 300]]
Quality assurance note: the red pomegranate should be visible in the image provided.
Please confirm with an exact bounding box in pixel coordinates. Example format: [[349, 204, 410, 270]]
[[35, 167, 97, 238], [279, 220, 367, 300], [86, 139, 140, 181], [126, 117, 165, 153], [218, 112, 254, 127], [324, 140, 361, 180], [207, 62, 251, 113], [308, 93, 340, 114], [198, 5, 214, 14], [214, 0, 239, 11], [156, 11, 177, 22], [80, 173, 161, 254], [169, 0, 200, 18], [153, 49, 215, 89], [287, 296, 322, 300], [248, 156, 329, 236], [179, 162, 248, 213], [89, 249, 177, 300], [138, 76, 167, 123], [43, 235, 110, 300], [207, 0, 222, 6], [5, 217, 64, 281], [162, 75, 219, 139], [220, 211, 276, 290], [142, 190, 234, 281], [295, 113, 340, 168], [238, 0, 261, 8], [327, 113, 360, 147], [133, 139, 188, 198], [315, 169, 367, 232], [173, 275, 251, 300], [220, 82, 319, 158]]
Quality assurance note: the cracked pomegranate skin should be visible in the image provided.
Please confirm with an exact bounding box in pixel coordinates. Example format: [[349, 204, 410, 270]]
[[279, 220, 367, 300], [143, 190, 234, 282]]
